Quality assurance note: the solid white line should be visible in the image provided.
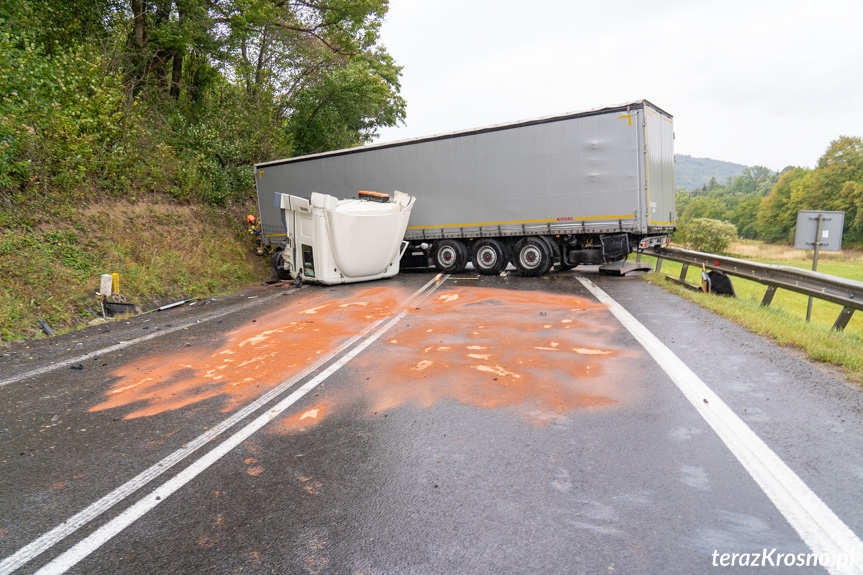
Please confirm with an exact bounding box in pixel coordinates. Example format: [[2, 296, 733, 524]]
[[576, 277, 863, 575], [1, 276, 445, 575], [35, 309, 414, 575]]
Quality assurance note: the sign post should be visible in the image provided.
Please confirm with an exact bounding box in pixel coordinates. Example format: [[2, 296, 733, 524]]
[[793, 210, 845, 322]]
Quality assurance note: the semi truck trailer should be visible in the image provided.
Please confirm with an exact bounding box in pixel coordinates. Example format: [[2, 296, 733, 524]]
[[255, 100, 675, 278]]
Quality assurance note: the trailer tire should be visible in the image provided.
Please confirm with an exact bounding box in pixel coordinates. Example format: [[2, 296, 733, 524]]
[[471, 238, 508, 275], [513, 237, 553, 276], [432, 239, 469, 274], [271, 250, 291, 281]]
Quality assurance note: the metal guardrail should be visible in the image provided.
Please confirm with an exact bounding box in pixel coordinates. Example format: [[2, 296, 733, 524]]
[[647, 246, 863, 331]]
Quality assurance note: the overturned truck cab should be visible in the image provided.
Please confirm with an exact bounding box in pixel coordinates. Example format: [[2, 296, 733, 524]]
[[271, 190, 416, 285]]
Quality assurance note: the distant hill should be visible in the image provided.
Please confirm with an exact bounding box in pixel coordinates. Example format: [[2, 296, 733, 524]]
[[675, 155, 748, 191]]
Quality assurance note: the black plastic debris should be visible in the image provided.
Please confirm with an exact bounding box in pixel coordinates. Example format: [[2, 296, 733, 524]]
[[38, 319, 56, 336]]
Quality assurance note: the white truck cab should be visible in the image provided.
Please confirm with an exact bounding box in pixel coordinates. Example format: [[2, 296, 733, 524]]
[[273, 190, 416, 285]]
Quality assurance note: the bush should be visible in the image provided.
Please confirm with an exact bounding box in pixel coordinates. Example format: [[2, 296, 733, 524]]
[[680, 218, 738, 253]]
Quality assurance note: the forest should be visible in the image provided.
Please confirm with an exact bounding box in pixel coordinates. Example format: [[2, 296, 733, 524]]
[[0, 0, 404, 222], [675, 136, 863, 249]]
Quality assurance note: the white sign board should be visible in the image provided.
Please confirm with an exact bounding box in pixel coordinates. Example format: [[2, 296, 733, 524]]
[[793, 211, 845, 252]]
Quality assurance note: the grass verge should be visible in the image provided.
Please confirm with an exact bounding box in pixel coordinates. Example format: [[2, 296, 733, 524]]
[[0, 199, 270, 342], [637, 241, 863, 383]]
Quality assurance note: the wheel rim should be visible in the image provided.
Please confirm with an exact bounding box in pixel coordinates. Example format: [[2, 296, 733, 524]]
[[477, 247, 498, 269], [437, 246, 456, 267], [519, 245, 542, 269]]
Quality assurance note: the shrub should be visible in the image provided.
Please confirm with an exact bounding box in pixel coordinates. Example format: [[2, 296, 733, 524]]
[[681, 218, 738, 253]]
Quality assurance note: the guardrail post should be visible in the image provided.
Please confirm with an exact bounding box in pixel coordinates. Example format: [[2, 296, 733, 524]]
[[833, 307, 855, 331], [652, 246, 863, 327], [761, 285, 778, 307]]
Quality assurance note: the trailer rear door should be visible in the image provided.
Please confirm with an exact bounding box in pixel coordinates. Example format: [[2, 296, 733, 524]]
[[644, 104, 676, 228]]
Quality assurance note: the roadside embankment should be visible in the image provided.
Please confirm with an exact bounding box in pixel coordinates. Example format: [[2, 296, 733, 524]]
[[0, 199, 270, 342]]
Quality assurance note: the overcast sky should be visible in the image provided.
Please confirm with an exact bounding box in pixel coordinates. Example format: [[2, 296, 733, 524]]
[[374, 0, 863, 172]]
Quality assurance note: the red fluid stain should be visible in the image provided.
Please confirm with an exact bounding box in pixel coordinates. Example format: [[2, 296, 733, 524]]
[[90, 286, 405, 419]]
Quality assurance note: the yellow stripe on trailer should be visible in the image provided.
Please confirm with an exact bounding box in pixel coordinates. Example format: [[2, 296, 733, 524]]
[[408, 214, 637, 230]]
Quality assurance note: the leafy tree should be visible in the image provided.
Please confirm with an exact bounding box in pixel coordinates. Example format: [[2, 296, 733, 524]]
[[730, 196, 762, 239], [757, 168, 809, 243], [839, 181, 863, 244], [756, 138, 863, 246], [286, 51, 405, 154], [0, 0, 404, 210], [742, 165, 776, 196]]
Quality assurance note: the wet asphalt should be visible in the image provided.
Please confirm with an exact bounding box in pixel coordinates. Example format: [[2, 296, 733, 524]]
[[1, 268, 861, 574]]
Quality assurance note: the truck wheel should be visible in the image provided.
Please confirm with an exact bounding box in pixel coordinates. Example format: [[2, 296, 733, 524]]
[[271, 250, 291, 281], [513, 237, 553, 276], [433, 239, 469, 273], [471, 238, 508, 275]]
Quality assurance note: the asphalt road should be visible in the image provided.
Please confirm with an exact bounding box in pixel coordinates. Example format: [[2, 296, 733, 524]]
[[1, 269, 862, 574]]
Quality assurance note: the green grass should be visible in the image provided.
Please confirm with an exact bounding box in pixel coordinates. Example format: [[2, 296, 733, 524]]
[[637, 242, 863, 382], [0, 200, 270, 342]]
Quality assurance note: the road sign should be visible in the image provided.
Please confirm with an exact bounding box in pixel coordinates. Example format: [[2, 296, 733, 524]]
[[794, 210, 845, 322], [794, 210, 845, 252]]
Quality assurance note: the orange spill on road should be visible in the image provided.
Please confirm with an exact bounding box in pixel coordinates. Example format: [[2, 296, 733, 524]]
[[90, 287, 403, 419], [273, 402, 330, 434], [92, 283, 635, 429], [269, 287, 633, 432], [343, 287, 628, 425]]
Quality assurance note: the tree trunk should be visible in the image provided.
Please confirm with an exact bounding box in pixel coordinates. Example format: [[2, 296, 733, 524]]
[[170, 51, 184, 99], [131, 0, 146, 48]]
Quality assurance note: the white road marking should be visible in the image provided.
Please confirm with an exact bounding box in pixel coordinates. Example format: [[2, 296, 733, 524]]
[[0, 275, 446, 575], [35, 308, 417, 575], [576, 276, 863, 575]]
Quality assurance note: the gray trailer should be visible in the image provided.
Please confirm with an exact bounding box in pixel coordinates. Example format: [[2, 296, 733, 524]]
[[255, 100, 675, 277]]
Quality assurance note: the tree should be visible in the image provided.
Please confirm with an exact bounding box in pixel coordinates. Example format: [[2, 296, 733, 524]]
[[740, 166, 776, 196], [756, 138, 863, 245], [757, 168, 809, 243], [286, 50, 405, 154], [210, 0, 404, 154]]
